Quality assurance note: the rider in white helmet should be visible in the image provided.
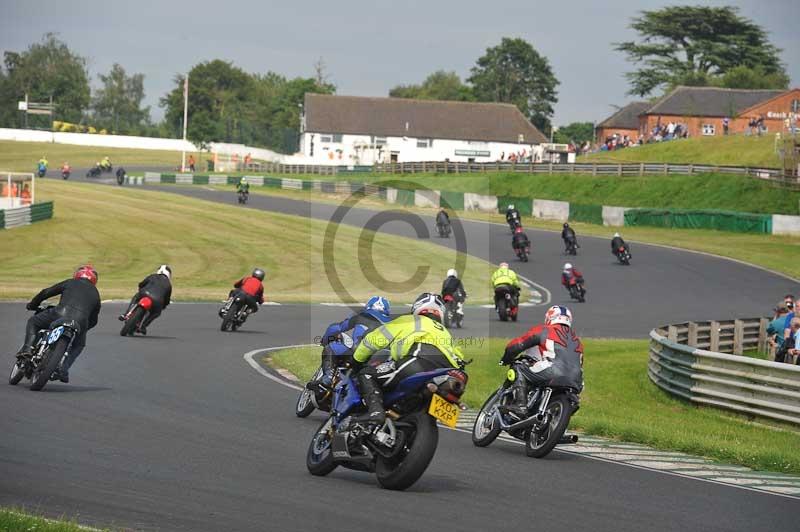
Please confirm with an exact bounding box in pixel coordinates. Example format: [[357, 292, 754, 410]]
[[441, 269, 467, 317], [611, 232, 628, 255], [120, 264, 173, 334], [499, 305, 584, 417]]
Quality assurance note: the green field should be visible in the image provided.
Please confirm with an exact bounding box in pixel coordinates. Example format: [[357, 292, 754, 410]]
[[0, 508, 101, 531], [269, 339, 800, 474], [0, 140, 209, 172], [0, 181, 496, 302], [581, 134, 782, 168]]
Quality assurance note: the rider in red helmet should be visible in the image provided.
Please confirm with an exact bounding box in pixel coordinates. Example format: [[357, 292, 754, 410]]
[[511, 225, 530, 256], [16, 265, 102, 383]]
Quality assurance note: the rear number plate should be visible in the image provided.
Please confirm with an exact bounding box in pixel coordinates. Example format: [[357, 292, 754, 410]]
[[428, 393, 460, 428]]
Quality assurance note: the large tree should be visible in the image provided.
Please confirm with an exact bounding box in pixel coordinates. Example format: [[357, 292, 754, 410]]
[[92, 63, 150, 134], [468, 37, 559, 132], [390, 70, 474, 101], [0, 33, 90, 127], [616, 6, 786, 96], [553, 122, 594, 145]]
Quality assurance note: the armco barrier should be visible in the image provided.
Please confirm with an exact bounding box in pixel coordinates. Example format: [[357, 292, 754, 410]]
[[1, 201, 53, 230], [648, 327, 800, 425]]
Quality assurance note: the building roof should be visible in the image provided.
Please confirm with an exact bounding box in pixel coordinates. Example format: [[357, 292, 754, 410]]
[[596, 102, 650, 129], [644, 86, 785, 118], [303, 93, 547, 144]]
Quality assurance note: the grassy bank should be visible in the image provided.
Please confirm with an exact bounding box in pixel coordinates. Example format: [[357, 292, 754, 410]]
[[0, 508, 102, 531], [224, 184, 800, 281], [269, 339, 800, 474], [581, 134, 782, 168], [0, 180, 495, 302], [0, 140, 209, 172]]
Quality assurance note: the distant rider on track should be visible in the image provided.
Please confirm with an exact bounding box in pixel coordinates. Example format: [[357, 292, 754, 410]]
[[119, 265, 172, 335], [17, 265, 101, 383], [441, 269, 467, 319], [221, 268, 265, 317], [491, 262, 521, 309]]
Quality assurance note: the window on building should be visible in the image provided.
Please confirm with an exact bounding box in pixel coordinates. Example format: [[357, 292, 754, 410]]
[[332, 134, 343, 143], [320, 134, 333, 143], [702, 124, 716, 136], [372, 136, 387, 146], [416, 138, 432, 148], [792, 99, 800, 114]]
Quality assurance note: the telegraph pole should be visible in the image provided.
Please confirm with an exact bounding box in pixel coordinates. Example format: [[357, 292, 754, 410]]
[[181, 75, 189, 171]]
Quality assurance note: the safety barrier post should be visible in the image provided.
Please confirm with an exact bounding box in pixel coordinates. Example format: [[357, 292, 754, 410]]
[[733, 320, 745, 355], [687, 322, 698, 346], [709, 321, 720, 352], [758, 318, 769, 355]]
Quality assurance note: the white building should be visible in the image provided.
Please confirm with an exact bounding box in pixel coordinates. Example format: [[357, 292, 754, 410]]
[[298, 94, 547, 165]]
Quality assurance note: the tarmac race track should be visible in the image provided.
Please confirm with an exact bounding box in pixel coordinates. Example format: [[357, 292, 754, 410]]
[[0, 185, 797, 531]]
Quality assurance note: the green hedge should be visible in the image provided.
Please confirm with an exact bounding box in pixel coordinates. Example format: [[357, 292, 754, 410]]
[[497, 196, 532, 216], [440, 190, 465, 211], [624, 208, 772, 234], [569, 203, 603, 225], [160, 173, 176, 184]]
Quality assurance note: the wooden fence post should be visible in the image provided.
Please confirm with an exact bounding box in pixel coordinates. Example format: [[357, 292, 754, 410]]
[[668, 325, 678, 342], [688, 163, 694, 175], [733, 319, 745, 355], [687, 321, 698, 347], [663, 163, 668, 175], [757, 318, 769, 356], [709, 321, 720, 352]]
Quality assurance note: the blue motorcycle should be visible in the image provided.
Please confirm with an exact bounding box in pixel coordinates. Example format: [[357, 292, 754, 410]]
[[37, 162, 47, 178], [306, 357, 468, 490]]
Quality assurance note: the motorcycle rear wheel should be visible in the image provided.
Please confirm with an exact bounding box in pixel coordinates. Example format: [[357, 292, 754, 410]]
[[30, 338, 68, 391], [525, 395, 572, 458], [472, 389, 503, 447], [220, 301, 241, 332], [497, 300, 508, 322], [307, 417, 338, 476], [376, 411, 438, 491], [120, 307, 145, 336]]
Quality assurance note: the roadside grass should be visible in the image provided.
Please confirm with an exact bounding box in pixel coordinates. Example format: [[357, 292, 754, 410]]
[[0, 140, 209, 172], [580, 134, 782, 168], [0, 180, 495, 302], [0, 508, 102, 531], [219, 184, 800, 281], [269, 338, 800, 474]]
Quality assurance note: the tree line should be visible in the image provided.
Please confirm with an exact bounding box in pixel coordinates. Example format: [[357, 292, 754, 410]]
[[0, 6, 791, 151]]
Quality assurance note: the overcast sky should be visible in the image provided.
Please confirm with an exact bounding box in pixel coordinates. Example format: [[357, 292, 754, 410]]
[[2, 0, 798, 127]]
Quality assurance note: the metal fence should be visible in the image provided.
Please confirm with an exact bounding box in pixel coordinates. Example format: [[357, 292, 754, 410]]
[[243, 160, 797, 187], [655, 318, 769, 356], [648, 322, 800, 425]]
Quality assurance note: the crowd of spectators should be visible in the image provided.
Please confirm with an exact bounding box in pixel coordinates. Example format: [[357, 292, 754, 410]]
[[767, 294, 800, 365]]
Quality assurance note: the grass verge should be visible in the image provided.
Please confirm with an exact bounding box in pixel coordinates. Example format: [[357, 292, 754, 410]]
[[0, 508, 102, 531], [0, 140, 209, 172], [219, 184, 800, 281], [580, 134, 782, 168], [269, 339, 800, 474], [0, 180, 495, 302]]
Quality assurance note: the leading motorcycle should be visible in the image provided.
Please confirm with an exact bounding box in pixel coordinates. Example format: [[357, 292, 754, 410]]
[[9, 306, 80, 391], [494, 284, 519, 322], [306, 358, 468, 490], [219, 292, 253, 332], [472, 354, 581, 458]]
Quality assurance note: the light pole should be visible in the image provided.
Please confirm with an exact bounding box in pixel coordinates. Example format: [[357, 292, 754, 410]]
[[181, 75, 189, 171]]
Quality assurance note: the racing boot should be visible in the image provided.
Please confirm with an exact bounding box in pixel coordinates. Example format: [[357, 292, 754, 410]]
[[499, 373, 529, 419], [353, 371, 386, 431]]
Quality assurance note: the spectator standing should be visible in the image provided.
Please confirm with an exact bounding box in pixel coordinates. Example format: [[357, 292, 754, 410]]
[[188, 155, 195, 172], [786, 317, 800, 365], [722, 117, 729, 136], [768, 302, 790, 361]]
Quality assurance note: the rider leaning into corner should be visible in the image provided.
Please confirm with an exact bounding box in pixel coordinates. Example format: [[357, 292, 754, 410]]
[[436, 207, 451, 227], [441, 269, 467, 317], [611, 232, 628, 254], [505, 204, 521, 227], [499, 305, 584, 418], [512, 226, 530, 252], [561, 222, 578, 248], [350, 293, 466, 429], [561, 263, 585, 292], [120, 265, 172, 335], [491, 262, 521, 307], [313, 296, 392, 388], [17, 265, 101, 383], [223, 268, 266, 316]]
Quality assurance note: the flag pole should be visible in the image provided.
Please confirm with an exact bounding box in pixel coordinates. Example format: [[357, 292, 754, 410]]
[[181, 75, 189, 171]]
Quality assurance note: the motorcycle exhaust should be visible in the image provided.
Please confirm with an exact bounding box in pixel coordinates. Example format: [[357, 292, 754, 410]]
[[558, 434, 579, 445], [507, 413, 545, 432]]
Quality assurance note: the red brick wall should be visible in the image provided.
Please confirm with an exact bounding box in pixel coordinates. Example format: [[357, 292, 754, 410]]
[[596, 127, 640, 143]]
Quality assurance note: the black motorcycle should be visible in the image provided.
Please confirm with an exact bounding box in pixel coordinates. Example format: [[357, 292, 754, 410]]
[[472, 355, 581, 458], [238, 190, 249, 205], [443, 294, 463, 329], [564, 236, 578, 256], [116, 167, 126, 185], [9, 306, 80, 391], [514, 245, 529, 263], [567, 279, 586, 303], [86, 165, 102, 178], [436, 221, 451, 238], [507, 216, 522, 233], [219, 292, 253, 331], [615, 245, 632, 265], [494, 285, 518, 322]]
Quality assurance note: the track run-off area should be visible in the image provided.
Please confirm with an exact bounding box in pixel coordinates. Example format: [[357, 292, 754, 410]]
[[2, 183, 798, 531]]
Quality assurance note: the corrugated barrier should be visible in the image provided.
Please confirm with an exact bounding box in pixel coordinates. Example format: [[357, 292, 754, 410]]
[[0, 201, 53, 230]]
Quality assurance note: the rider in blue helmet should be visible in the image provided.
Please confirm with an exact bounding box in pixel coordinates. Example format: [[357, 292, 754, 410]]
[[312, 296, 392, 390]]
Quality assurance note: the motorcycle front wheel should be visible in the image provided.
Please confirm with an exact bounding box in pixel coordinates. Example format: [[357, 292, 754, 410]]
[[472, 388, 503, 447], [525, 395, 572, 458], [307, 417, 338, 476], [9, 360, 25, 385], [121, 307, 145, 336], [375, 411, 438, 491]]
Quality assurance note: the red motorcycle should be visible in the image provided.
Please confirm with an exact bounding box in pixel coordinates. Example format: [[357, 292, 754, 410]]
[[119, 296, 153, 336], [567, 278, 586, 303], [443, 294, 463, 329], [615, 246, 631, 265], [514, 245, 530, 263]]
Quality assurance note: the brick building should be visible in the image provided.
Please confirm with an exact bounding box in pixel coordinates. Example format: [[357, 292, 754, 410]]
[[595, 101, 650, 142]]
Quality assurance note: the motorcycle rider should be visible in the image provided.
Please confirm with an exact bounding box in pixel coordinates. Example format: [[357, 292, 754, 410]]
[[491, 262, 521, 309], [499, 305, 584, 418], [561, 263, 585, 294], [61, 161, 71, 178], [100, 156, 111, 170], [441, 269, 466, 319], [436, 207, 451, 234], [506, 204, 521, 230], [119, 265, 172, 335], [38, 156, 48, 170], [313, 296, 392, 388], [611, 232, 629, 256], [16, 265, 101, 383], [511, 226, 530, 256], [562, 223, 578, 252], [237, 177, 250, 198], [221, 268, 265, 316], [350, 293, 465, 428]]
